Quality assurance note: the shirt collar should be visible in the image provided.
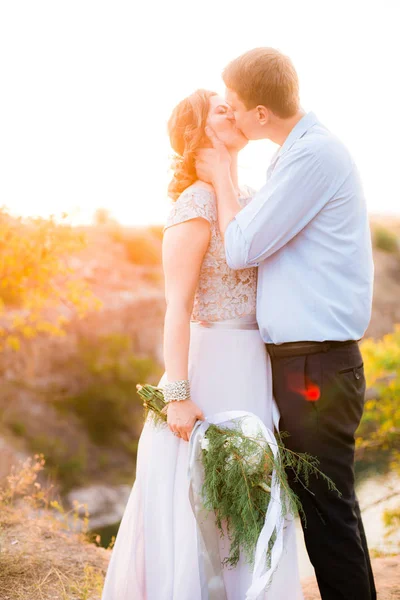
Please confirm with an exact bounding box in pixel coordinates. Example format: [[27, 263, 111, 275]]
[[273, 111, 319, 163]]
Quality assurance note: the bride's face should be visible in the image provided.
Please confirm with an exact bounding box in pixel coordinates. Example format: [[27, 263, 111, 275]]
[[206, 95, 248, 151]]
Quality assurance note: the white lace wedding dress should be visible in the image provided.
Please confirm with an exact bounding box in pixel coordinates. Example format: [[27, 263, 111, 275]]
[[101, 185, 303, 600]]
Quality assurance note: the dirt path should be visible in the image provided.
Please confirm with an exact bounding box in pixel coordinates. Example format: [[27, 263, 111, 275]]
[[302, 556, 400, 599]]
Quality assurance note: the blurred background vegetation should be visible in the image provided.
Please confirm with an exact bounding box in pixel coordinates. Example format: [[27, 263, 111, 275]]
[[0, 206, 399, 562]]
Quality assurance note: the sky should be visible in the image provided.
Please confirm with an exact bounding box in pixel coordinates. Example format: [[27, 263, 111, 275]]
[[1, 0, 399, 226]]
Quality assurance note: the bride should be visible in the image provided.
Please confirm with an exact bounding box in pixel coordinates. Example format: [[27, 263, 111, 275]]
[[101, 89, 303, 600]]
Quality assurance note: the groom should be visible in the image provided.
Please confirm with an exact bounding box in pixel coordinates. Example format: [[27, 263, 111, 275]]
[[197, 48, 376, 600]]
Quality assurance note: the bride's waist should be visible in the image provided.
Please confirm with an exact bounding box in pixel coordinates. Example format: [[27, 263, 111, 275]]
[[190, 314, 258, 331]]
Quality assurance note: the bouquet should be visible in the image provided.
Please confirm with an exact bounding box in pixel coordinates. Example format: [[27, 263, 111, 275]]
[[137, 383, 338, 570]]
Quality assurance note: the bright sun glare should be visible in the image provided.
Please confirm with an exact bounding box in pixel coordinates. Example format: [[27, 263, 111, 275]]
[[1, 0, 399, 226]]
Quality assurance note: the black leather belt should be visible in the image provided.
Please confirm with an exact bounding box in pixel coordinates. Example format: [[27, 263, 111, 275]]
[[265, 340, 357, 359]]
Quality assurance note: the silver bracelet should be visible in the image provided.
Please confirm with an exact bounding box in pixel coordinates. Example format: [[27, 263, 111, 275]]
[[164, 379, 191, 403]]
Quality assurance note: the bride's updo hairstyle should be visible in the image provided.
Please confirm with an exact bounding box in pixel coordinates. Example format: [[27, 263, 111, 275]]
[[168, 89, 217, 201]]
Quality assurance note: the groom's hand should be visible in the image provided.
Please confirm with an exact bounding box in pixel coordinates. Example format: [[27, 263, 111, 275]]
[[196, 126, 231, 185]]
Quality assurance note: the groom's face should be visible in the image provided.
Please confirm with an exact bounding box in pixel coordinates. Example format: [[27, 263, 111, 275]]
[[225, 89, 263, 141]]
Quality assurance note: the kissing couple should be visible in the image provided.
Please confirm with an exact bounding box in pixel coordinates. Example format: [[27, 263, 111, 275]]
[[102, 47, 376, 600]]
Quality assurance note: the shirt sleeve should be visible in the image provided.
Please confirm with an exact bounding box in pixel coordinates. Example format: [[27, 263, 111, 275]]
[[224, 146, 337, 269]]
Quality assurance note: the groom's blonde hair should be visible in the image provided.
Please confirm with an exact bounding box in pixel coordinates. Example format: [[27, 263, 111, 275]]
[[223, 48, 299, 118]]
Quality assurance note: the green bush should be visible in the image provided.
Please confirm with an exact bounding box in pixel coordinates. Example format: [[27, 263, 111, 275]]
[[373, 226, 399, 253], [0, 208, 96, 339], [28, 435, 88, 490], [358, 327, 400, 458], [58, 334, 160, 445], [9, 421, 26, 437], [357, 327, 400, 532]]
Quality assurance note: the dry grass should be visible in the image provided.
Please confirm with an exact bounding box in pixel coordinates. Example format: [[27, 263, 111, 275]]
[[1, 454, 400, 599], [0, 457, 108, 600]]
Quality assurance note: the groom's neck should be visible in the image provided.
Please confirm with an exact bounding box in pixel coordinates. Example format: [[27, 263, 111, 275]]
[[268, 110, 306, 147]]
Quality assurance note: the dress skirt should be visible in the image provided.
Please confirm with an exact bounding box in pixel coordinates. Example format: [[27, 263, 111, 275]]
[[101, 316, 303, 600]]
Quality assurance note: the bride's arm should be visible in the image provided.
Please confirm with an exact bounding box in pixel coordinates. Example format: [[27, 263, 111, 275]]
[[162, 217, 210, 441]]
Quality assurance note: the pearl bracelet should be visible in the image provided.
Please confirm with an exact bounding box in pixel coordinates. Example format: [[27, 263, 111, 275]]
[[164, 379, 191, 403]]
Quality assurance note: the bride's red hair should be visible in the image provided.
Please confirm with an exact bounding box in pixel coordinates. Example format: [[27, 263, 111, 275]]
[[167, 89, 216, 201]]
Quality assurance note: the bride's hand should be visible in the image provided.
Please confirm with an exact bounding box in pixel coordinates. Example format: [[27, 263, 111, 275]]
[[166, 400, 205, 442]]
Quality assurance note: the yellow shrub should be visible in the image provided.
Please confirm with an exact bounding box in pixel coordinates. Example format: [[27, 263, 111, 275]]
[[0, 209, 101, 352]]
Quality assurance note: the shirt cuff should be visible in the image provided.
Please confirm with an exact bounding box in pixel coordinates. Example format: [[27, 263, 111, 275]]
[[224, 218, 257, 270]]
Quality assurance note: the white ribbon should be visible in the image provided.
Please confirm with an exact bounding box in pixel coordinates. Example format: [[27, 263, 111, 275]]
[[188, 410, 289, 600]]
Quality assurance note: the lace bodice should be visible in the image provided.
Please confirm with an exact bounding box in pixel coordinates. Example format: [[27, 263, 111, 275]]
[[164, 184, 257, 322]]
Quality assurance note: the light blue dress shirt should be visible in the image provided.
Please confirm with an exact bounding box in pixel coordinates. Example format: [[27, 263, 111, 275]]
[[225, 112, 374, 344]]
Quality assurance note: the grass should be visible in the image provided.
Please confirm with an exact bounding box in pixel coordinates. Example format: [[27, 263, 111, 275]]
[[0, 456, 108, 600], [0, 521, 105, 600], [0, 515, 106, 600]]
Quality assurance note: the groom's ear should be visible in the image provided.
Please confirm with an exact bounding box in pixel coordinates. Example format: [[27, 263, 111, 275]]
[[256, 105, 269, 126]]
